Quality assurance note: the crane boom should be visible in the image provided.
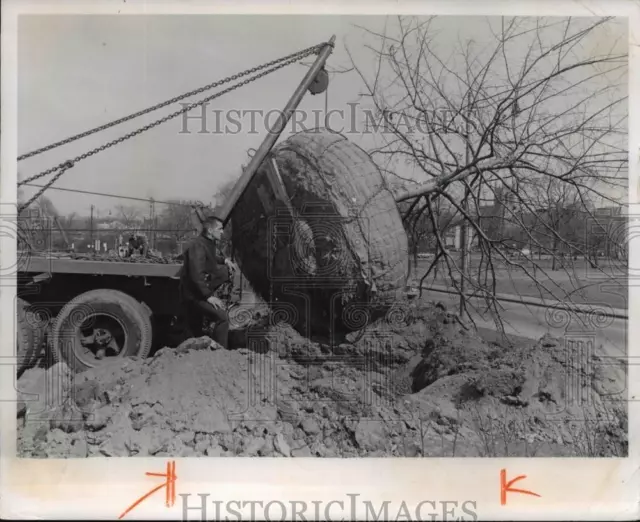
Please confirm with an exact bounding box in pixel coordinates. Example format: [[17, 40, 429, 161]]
[[217, 35, 336, 225]]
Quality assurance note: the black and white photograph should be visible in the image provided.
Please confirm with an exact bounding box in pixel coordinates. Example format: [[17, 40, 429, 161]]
[[12, 10, 630, 463]]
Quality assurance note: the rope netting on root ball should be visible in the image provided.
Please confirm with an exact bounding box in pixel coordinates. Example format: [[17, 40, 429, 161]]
[[230, 129, 409, 338]]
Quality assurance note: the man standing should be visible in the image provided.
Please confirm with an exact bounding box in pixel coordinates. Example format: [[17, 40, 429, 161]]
[[127, 232, 148, 257], [179, 213, 234, 349]]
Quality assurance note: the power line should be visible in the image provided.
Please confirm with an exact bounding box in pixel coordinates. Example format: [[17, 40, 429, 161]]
[[21, 183, 197, 207]]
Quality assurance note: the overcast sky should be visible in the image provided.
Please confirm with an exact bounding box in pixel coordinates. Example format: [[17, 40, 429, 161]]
[[17, 15, 628, 218]]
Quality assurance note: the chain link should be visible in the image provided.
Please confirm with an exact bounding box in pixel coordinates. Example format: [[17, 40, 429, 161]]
[[18, 161, 74, 213], [18, 45, 321, 194], [18, 43, 324, 162]]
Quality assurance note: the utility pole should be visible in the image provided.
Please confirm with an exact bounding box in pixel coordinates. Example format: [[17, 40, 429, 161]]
[[153, 215, 158, 250], [90, 204, 94, 249], [96, 207, 100, 251], [149, 197, 155, 249]]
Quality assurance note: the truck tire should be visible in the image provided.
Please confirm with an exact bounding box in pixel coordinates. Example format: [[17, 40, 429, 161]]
[[50, 289, 152, 373], [16, 297, 44, 375]]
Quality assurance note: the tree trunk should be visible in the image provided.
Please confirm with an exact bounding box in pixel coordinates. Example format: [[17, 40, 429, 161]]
[[551, 234, 558, 270]]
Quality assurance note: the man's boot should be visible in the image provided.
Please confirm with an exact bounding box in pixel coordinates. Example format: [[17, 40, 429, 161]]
[[212, 319, 229, 349], [204, 319, 229, 349]]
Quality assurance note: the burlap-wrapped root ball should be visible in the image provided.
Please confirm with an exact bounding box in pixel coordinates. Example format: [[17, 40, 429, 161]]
[[230, 129, 409, 337]]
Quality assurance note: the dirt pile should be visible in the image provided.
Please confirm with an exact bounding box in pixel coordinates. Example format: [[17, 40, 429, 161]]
[[17, 301, 627, 458]]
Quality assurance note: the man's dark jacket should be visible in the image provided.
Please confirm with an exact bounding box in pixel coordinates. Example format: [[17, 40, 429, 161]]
[[179, 234, 230, 303]]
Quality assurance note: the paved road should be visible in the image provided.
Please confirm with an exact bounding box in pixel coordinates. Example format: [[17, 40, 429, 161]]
[[423, 288, 627, 358]]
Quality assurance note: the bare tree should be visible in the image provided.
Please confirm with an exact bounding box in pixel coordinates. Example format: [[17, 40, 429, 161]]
[[158, 200, 200, 243], [347, 16, 627, 324], [59, 212, 78, 231], [115, 204, 143, 229], [400, 195, 459, 282], [31, 195, 59, 219], [15, 195, 61, 250], [213, 179, 240, 256], [212, 178, 237, 211], [525, 177, 586, 270], [403, 200, 432, 272]]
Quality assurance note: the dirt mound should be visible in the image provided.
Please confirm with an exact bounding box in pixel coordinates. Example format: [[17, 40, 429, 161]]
[[17, 301, 627, 458]]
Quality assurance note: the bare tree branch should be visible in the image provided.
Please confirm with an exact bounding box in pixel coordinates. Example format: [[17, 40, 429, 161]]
[[347, 15, 627, 329]]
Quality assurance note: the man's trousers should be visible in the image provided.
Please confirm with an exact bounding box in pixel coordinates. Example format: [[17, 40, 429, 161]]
[[183, 299, 229, 349]]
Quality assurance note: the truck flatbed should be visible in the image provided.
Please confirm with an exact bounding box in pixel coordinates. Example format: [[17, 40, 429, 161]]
[[19, 253, 182, 278]]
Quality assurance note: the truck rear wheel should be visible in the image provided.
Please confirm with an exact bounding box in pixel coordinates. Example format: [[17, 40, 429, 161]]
[[16, 297, 44, 375], [50, 289, 152, 373]]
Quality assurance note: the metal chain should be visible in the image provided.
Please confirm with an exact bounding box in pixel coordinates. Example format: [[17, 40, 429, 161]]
[[18, 161, 74, 213], [18, 43, 325, 162], [18, 46, 320, 191]]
